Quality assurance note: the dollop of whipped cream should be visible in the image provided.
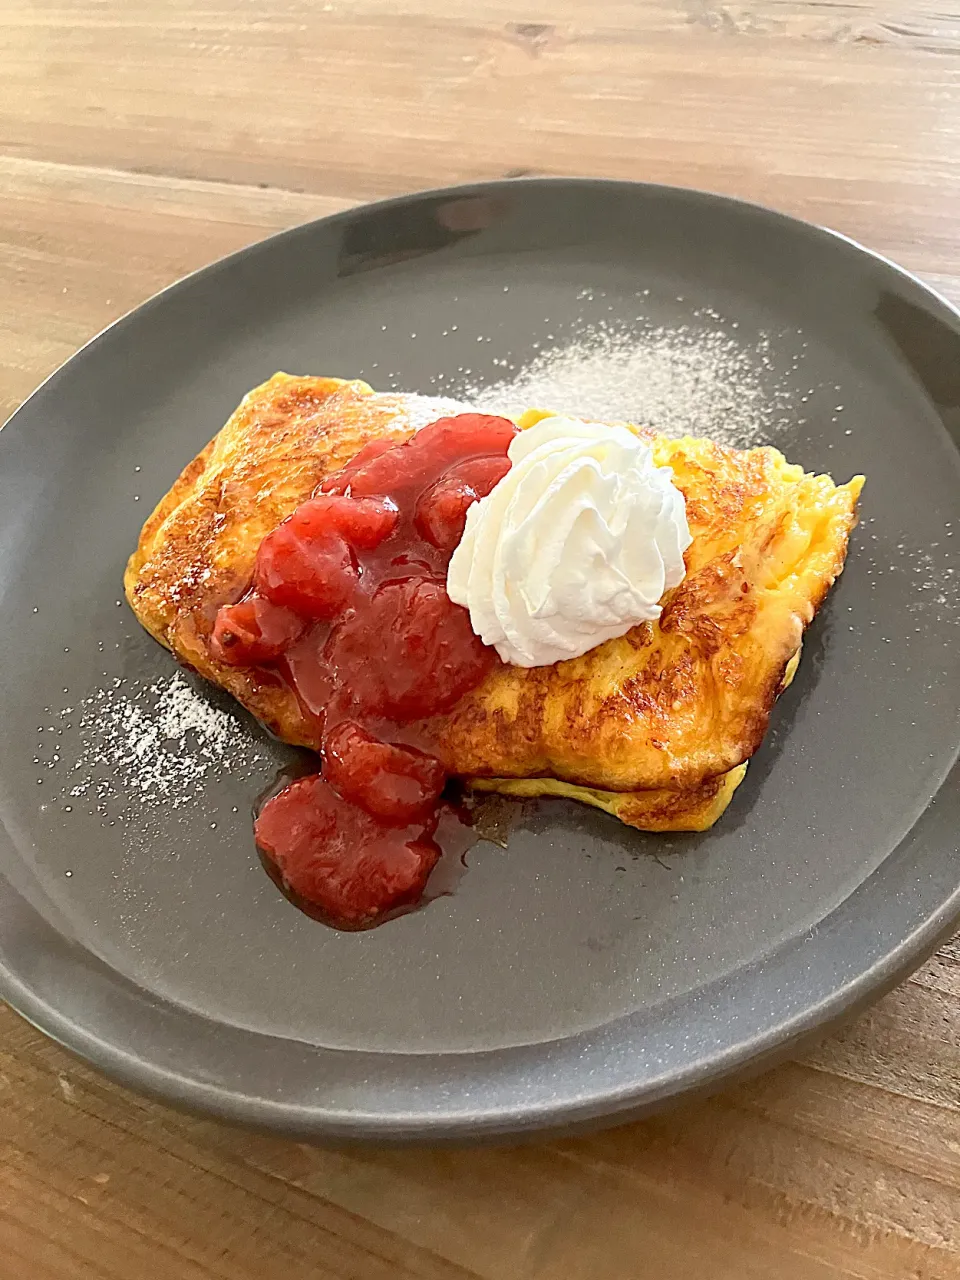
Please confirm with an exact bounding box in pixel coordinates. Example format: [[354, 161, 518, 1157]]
[[446, 416, 692, 667]]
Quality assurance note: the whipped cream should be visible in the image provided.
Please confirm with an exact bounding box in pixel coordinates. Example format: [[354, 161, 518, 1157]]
[[446, 416, 691, 667]]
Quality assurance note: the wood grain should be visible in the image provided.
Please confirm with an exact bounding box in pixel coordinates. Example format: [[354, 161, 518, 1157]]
[[1, 3, 959, 1277]]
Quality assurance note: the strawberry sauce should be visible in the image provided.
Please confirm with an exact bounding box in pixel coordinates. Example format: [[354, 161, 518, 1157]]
[[211, 414, 517, 929]]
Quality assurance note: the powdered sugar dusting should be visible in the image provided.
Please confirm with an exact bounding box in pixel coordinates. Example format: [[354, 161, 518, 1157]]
[[858, 515, 959, 627], [43, 672, 266, 821], [396, 393, 470, 432], [453, 319, 800, 449]]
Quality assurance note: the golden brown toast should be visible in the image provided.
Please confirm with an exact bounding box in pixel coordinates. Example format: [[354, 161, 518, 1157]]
[[126, 374, 862, 813]]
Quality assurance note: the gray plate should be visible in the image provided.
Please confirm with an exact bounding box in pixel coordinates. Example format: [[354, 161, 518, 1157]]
[[0, 180, 958, 1141]]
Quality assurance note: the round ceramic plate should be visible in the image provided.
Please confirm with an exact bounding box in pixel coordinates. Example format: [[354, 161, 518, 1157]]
[[1, 179, 958, 1141]]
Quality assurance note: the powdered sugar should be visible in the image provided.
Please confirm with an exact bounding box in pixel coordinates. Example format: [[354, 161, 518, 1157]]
[[395, 392, 470, 432], [858, 515, 959, 626], [43, 671, 266, 820], [452, 319, 800, 449]]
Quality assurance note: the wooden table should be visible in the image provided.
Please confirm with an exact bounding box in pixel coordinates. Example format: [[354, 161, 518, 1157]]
[[1, 3, 959, 1276]]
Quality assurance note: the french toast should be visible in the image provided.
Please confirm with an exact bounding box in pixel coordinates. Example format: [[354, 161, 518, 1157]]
[[126, 374, 862, 829]]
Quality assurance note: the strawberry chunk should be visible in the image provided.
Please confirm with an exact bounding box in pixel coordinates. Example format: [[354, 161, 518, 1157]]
[[325, 578, 497, 719], [255, 521, 356, 619], [415, 454, 511, 549], [291, 493, 398, 551], [255, 774, 440, 929], [324, 721, 445, 824], [211, 597, 304, 665]]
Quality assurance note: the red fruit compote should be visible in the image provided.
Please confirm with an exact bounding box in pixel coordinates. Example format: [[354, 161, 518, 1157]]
[[211, 414, 517, 930]]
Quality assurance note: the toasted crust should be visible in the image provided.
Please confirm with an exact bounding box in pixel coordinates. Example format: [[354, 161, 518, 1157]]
[[473, 647, 800, 831], [126, 374, 418, 737], [126, 374, 863, 796]]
